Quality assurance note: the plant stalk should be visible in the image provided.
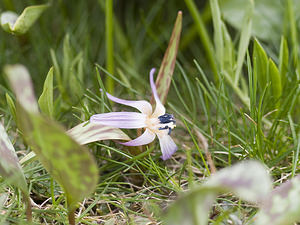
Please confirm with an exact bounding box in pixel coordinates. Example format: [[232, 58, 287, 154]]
[[68, 209, 75, 225], [23, 192, 32, 222]]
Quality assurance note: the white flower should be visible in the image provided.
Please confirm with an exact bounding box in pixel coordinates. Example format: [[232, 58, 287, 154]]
[[90, 68, 177, 160]]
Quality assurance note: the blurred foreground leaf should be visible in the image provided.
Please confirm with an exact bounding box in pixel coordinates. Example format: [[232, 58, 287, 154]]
[[0, 122, 32, 221], [165, 161, 272, 225], [204, 161, 272, 203], [0, 123, 27, 195], [254, 175, 300, 225], [4, 64, 98, 215], [0, 4, 49, 35]]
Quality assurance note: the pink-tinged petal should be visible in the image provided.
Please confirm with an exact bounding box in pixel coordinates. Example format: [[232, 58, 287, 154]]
[[121, 128, 156, 146], [157, 133, 178, 160], [90, 112, 146, 129], [105, 92, 152, 115], [150, 68, 166, 117]]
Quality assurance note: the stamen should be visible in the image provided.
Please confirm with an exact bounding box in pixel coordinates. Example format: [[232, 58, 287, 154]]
[[158, 126, 173, 135], [158, 113, 176, 125], [157, 113, 176, 135]]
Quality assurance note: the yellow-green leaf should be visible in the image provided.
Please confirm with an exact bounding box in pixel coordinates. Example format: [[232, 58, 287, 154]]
[[0, 4, 49, 35], [279, 37, 289, 88], [38, 67, 54, 117], [253, 39, 269, 91], [5, 93, 17, 123], [268, 58, 282, 101]]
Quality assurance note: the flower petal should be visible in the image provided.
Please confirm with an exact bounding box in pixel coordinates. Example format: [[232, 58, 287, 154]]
[[157, 133, 178, 160], [105, 91, 152, 115], [90, 112, 146, 129], [150, 68, 166, 117], [121, 128, 156, 146]]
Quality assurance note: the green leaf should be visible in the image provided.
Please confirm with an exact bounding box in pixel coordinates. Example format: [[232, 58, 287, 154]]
[[0, 123, 28, 195], [67, 121, 130, 145], [222, 23, 235, 77], [253, 39, 269, 92], [278, 37, 289, 88], [5, 93, 17, 123], [155, 11, 182, 104], [53, 35, 84, 104], [268, 58, 282, 102], [0, 4, 49, 35], [234, 0, 253, 85], [4, 64, 98, 211], [210, 0, 224, 70], [165, 161, 272, 225], [220, 0, 282, 42], [254, 175, 300, 225], [38, 67, 54, 117]]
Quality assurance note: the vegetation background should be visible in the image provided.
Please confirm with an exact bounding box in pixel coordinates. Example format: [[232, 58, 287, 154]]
[[0, 0, 299, 224]]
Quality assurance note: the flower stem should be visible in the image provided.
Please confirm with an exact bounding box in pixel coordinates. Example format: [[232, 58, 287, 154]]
[[68, 209, 75, 225], [23, 192, 32, 222]]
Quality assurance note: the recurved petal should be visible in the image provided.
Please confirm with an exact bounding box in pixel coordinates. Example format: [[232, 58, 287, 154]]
[[67, 121, 130, 145], [157, 133, 178, 160], [90, 112, 146, 129], [105, 92, 152, 115], [150, 68, 166, 117], [121, 128, 156, 146]]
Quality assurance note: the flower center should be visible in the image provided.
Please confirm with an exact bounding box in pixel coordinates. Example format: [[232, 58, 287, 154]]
[[157, 113, 176, 135]]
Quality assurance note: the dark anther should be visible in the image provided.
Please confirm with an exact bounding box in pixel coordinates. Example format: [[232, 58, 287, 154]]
[[159, 125, 169, 130], [158, 113, 176, 124], [158, 126, 173, 135]]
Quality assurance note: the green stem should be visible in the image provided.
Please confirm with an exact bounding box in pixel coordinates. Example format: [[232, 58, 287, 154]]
[[68, 209, 75, 225], [184, 0, 219, 83], [23, 192, 32, 222], [105, 0, 114, 93], [50, 178, 55, 205]]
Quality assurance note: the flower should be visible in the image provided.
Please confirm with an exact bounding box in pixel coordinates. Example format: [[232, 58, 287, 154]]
[[90, 68, 177, 160]]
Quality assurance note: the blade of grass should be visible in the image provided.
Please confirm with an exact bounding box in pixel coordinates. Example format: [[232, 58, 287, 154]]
[[105, 0, 114, 93], [184, 0, 218, 82], [234, 0, 253, 86]]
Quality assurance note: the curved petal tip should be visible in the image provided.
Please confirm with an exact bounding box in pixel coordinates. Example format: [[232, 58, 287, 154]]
[[158, 134, 178, 160]]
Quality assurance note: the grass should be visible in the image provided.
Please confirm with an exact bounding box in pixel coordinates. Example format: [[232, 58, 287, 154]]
[[0, 0, 300, 224]]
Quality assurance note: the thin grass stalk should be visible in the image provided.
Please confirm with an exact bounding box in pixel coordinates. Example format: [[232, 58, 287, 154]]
[[287, 0, 298, 73], [105, 0, 114, 93], [184, 0, 219, 83]]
